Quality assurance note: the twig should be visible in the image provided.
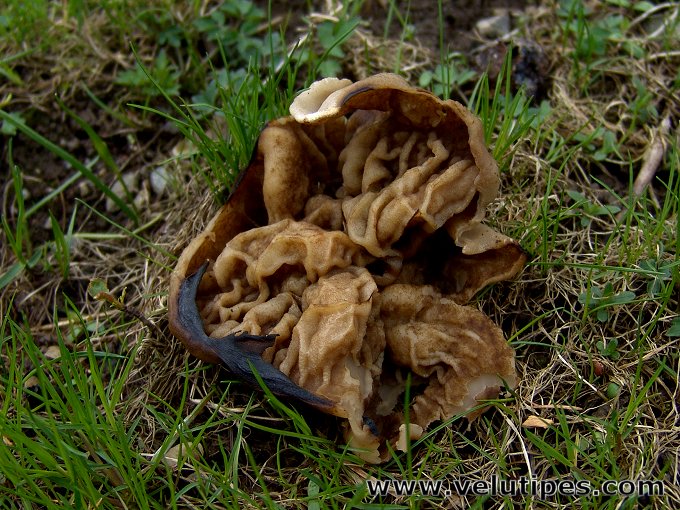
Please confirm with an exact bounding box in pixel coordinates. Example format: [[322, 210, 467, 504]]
[[89, 280, 164, 338], [632, 116, 671, 197]]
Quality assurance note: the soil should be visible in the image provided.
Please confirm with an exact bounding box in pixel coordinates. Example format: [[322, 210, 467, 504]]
[[362, 0, 535, 55]]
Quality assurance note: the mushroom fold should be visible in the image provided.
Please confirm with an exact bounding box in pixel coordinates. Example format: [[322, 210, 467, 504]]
[[168, 73, 526, 462]]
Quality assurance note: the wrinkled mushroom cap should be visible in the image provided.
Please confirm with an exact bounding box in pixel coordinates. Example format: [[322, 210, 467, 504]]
[[168, 73, 526, 463]]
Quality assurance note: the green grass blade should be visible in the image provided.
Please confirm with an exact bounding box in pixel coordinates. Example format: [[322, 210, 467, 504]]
[[0, 61, 23, 86], [54, 95, 127, 190], [0, 109, 138, 223], [0, 261, 25, 290], [81, 83, 136, 128], [76, 198, 175, 262], [25, 170, 81, 218], [48, 211, 70, 280]]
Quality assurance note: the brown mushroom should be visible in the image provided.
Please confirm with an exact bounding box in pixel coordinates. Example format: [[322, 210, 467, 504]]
[[168, 74, 526, 462]]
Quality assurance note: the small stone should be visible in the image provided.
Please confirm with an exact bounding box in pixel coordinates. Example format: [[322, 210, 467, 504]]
[[134, 185, 150, 210], [44, 345, 61, 359], [105, 173, 139, 213], [171, 139, 196, 158], [150, 166, 170, 196], [476, 11, 510, 39], [78, 180, 92, 197]]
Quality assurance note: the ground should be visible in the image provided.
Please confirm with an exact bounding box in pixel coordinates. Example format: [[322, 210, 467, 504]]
[[1, 1, 679, 509]]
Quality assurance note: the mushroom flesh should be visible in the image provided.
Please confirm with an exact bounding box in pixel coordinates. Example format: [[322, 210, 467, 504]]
[[168, 74, 526, 462]]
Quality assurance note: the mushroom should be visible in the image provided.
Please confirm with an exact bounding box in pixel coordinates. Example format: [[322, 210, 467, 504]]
[[168, 74, 526, 462]]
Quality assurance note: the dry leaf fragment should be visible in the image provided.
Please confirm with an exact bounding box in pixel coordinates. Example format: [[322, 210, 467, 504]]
[[160, 442, 204, 469], [23, 375, 39, 389], [522, 415, 554, 429]]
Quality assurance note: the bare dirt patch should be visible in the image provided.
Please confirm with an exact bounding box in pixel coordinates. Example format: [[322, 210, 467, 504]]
[[363, 0, 534, 55]]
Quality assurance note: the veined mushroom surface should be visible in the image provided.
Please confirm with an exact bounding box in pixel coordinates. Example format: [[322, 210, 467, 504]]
[[168, 73, 526, 463]]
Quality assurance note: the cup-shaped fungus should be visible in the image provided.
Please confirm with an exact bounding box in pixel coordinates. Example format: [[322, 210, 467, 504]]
[[168, 73, 526, 462]]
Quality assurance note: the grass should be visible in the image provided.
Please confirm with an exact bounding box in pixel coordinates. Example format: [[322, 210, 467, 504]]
[[1, 0, 679, 508]]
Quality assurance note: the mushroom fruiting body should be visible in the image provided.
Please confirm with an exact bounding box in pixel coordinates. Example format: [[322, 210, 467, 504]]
[[168, 74, 526, 462]]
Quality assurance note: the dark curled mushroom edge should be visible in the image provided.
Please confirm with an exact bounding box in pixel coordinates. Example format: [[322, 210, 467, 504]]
[[170, 261, 335, 410]]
